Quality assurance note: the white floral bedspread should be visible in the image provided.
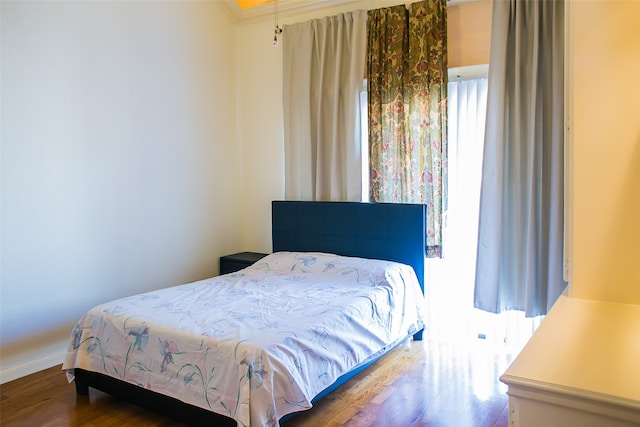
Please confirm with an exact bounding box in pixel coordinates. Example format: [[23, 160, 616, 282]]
[[63, 252, 425, 427]]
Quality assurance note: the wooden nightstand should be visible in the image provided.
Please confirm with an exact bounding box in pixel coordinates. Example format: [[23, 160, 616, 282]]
[[219, 252, 268, 275]]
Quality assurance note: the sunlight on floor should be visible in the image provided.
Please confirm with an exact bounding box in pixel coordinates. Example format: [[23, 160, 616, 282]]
[[424, 257, 543, 359]]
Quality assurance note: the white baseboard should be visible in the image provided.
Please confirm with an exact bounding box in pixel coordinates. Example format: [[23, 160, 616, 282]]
[[0, 351, 67, 384]]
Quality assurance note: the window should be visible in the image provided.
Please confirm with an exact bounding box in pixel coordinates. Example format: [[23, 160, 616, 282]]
[[360, 80, 369, 202], [360, 66, 541, 352]]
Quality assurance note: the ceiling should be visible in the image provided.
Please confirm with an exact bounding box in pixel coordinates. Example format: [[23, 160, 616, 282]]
[[236, 0, 274, 8]]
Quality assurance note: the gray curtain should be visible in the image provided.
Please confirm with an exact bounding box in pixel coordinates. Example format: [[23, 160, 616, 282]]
[[282, 11, 367, 201], [474, 0, 567, 317]]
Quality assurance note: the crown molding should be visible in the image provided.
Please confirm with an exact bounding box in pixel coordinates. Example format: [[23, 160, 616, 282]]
[[219, 0, 482, 25], [219, 0, 364, 25]]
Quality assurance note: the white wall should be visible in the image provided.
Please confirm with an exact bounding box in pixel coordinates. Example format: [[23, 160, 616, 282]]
[[0, 0, 244, 382], [236, 21, 285, 253]]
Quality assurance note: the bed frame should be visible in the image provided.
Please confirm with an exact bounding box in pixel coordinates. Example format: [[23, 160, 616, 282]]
[[73, 200, 427, 426]]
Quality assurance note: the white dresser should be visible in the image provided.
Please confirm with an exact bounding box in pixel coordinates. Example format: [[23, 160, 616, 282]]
[[500, 295, 640, 426]]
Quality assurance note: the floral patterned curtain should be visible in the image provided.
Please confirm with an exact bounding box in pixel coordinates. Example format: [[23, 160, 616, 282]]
[[367, 0, 447, 258]]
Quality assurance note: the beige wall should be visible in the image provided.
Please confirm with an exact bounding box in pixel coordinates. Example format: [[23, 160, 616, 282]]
[[447, 0, 492, 67], [569, 0, 640, 304]]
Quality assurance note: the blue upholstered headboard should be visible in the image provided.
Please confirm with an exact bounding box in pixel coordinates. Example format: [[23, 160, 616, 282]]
[[271, 201, 427, 294]]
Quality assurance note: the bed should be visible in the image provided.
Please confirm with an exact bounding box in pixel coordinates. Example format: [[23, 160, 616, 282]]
[[63, 200, 427, 426]]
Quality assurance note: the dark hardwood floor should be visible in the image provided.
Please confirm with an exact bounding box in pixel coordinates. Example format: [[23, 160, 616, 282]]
[[1, 338, 512, 427]]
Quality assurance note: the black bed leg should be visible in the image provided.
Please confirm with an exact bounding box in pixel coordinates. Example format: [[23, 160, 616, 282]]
[[75, 380, 89, 396], [413, 330, 424, 341]]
